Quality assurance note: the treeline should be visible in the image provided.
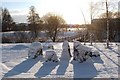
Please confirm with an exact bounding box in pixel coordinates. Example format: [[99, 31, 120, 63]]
[[2, 6, 66, 42], [2, 6, 120, 43], [87, 18, 120, 42]]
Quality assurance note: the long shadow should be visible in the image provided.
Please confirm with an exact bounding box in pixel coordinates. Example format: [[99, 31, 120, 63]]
[[34, 62, 58, 78], [55, 48, 71, 76], [4, 58, 40, 77], [56, 59, 69, 75], [72, 59, 98, 79], [72, 59, 98, 80], [94, 46, 120, 67], [91, 56, 104, 64], [10, 45, 29, 50], [60, 49, 71, 61]]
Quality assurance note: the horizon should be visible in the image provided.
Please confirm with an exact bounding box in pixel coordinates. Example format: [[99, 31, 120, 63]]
[[2, 0, 119, 24]]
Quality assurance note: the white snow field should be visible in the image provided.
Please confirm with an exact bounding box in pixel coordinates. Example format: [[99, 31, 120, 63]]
[[1, 42, 120, 79]]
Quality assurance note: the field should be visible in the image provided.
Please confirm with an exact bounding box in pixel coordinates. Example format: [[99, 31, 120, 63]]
[[1, 42, 120, 79]]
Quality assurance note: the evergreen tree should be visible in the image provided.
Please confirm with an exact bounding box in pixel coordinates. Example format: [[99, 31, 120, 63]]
[[27, 6, 41, 40], [2, 8, 14, 32]]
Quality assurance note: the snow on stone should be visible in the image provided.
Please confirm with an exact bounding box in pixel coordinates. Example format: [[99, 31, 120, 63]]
[[28, 42, 42, 59], [45, 50, 58, 61], [1, 42, 119, 79]]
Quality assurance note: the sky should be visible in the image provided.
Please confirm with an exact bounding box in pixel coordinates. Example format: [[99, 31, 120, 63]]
[[1, 0, 119, 24]]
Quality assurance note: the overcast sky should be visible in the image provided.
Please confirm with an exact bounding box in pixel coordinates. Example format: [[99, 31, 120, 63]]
[[2, 0, 119, 24]]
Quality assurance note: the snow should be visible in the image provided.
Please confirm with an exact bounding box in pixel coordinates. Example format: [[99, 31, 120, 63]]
[[60, 41, 71, 61], [45, 49, 59, 62], [28, 42, 42, 59], [1, 42, 119, 79], [2, 31, 79, 40]]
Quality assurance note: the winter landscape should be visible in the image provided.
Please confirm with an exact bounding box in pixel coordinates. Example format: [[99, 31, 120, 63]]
[[1, 0, 120, 80], [1, 42, 120, 79]]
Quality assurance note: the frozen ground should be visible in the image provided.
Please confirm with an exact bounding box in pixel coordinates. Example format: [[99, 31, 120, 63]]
[[1, 42, 120, 79]]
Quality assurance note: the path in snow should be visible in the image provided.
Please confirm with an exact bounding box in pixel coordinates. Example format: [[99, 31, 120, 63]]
[[93, 43, 119, 78]]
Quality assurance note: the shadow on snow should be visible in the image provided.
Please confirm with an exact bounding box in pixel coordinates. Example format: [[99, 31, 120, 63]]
[[34, 62, 58, 78], [71, 58, 98, 79], [56, 59, 69, 75], [4, 58, 40, 77], [94, 45, 120, 67]]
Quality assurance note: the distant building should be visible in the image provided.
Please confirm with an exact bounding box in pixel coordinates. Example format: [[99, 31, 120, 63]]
[[91, 18, 120, 42]]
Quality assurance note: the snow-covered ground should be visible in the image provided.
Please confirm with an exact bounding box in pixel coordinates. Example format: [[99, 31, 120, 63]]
[[1, 42, 120, 79]]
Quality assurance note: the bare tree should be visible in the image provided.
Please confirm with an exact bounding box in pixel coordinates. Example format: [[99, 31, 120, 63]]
[[42, 13, 66, 42], [89, 1, 104, 45], [99, 11, 119, 18], [90, 0, 118, 44]]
